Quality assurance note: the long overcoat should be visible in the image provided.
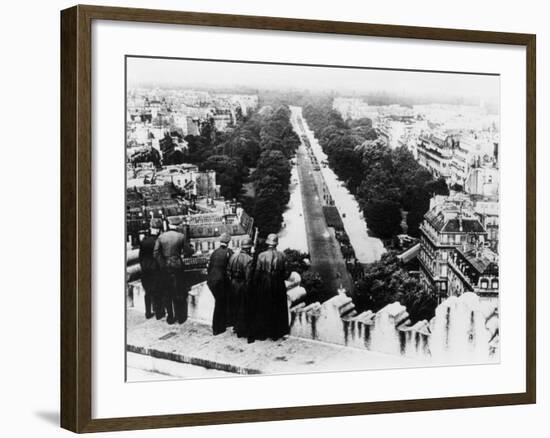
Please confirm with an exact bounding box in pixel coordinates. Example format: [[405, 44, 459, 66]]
[[139, 234, 159, 293], [251, 248, 289, 340], [153, 229, 193, 322], [226, 250, 253, 336], [207, 246, 233, 334]]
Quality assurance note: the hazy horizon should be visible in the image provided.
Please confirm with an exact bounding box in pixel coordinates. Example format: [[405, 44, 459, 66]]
[[127, 56, 499, 107]]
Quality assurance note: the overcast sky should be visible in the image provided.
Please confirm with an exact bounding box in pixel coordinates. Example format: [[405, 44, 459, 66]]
[[127, 56, 499, 105]]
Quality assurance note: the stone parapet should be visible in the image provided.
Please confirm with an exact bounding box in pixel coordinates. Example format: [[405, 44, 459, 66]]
[[127, 275, 499, 364], [290, 292, 499, 364]]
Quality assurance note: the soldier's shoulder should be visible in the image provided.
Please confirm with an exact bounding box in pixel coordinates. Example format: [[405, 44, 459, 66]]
[[240, 251, 252, 261], [213, 247, 228, 256]]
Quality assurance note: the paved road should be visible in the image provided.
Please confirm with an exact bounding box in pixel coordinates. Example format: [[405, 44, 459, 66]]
[[291, 116, 352, 296], [290, 106, 385, 265], [278, 165, 308, 252]]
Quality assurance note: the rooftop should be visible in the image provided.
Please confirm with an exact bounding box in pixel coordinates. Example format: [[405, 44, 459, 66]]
[[425, 197, 487, 234], [457, 246, 499, 275]]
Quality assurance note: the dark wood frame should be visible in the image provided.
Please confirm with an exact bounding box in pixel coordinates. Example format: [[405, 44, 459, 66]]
[[61, 4, 536, 433]]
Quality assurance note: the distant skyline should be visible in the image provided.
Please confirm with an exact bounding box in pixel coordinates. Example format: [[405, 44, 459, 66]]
[[127, 57, 499, 107]]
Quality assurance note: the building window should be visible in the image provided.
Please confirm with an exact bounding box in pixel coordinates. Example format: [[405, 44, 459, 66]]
[[454, 234, 460, 244], [481, 280, 488, 289], [491, 279, 499, 289]]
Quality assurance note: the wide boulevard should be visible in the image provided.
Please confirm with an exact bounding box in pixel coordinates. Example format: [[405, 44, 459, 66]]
[[290, 111, 353, 296]]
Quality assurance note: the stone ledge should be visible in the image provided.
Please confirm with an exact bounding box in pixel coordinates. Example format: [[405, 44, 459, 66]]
[[126, 308, 421, 379], [127, 344, 262, 375]]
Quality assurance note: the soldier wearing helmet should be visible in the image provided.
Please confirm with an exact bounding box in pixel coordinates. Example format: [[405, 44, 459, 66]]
[[207, 232, 233, 335], [226, 236, 254, 337], [138, 218, 163, 319], [249, 233, 289, 342]]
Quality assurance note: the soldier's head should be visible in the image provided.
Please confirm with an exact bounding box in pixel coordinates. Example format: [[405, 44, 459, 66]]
[[241, 237, 253, 253], [219, 232, 231, 247], [149, 218, 163, 235], [167, 216, 183, 231], [265, 233, 278, 248]]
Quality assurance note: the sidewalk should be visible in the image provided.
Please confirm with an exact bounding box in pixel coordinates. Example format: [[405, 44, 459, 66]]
[[127, 308, 421, 379]]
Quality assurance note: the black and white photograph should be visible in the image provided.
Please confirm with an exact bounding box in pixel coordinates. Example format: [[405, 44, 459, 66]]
[[125, 56, 501, 381], [1, 0, 544, 435]]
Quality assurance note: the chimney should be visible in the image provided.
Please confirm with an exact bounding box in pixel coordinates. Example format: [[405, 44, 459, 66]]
[[476, 240, 485, 259]]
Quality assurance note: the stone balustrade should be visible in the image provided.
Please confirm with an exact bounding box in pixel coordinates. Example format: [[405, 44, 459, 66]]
[[290, 291, 499, 364], [127, 272, 307, 324], [127, 272, 499, 365]]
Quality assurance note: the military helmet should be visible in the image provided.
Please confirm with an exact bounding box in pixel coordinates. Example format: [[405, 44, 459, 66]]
[[167, 216, 183, 226], [265, 233, 278, 246], [219, 232, 231, 244], [150, 218, 163, 230], [241, 237, 253, 249]]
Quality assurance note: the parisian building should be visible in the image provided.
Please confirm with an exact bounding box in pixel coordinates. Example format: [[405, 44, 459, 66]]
[[418, 195, 499, 303]]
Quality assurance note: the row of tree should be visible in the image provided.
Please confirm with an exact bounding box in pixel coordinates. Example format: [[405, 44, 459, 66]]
[[302, 101, 448, 239], [179, 105, 300, 237], [302, 99, 444, 321], [249, 106, 300, 236], [352, 252, 437, 322]]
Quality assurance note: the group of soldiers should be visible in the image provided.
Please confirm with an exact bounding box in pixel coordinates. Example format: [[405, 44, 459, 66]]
[[138, 216, 194, 324], [138, 216, 290, 343]]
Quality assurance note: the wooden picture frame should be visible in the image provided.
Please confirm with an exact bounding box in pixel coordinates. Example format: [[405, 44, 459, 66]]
[[60, 4, 536, 433]]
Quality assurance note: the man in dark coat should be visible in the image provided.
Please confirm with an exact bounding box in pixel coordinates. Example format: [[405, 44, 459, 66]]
[[226, 237, 253, 338], [207, 233, 233, 335], [250, 233, 289, 341], [154, 216, 193, 324], [138, 218, 163, 319]]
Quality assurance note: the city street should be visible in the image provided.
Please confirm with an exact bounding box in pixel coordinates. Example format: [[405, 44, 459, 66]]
[[291, 116, 353, 295], [278, 165, 308, 252], [291, 106, 385, 265]]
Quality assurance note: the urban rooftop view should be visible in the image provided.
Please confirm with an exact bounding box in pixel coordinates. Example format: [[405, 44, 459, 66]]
[[125, 61, 500, 378]]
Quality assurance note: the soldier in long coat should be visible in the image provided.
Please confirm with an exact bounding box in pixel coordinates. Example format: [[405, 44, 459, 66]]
[[138, 218, 163, 319], [207, 233, 233, 335], [226, 237, 254, 338], [154, 216, 193, 324], [250, 233, 290, 342]]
